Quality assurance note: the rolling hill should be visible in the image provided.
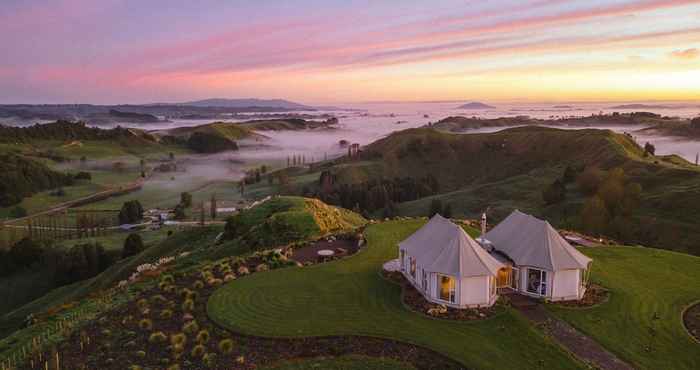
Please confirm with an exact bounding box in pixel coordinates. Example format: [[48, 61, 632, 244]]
[[305, 126, 700, 255]]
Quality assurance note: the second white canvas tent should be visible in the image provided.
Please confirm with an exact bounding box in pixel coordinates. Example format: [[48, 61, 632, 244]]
[[483, 210, 592, 301]]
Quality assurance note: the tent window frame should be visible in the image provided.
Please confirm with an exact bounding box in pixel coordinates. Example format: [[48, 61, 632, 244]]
[[526, 268, 548, 296], [437, 274, 456, 303], [421, 269, 428, 291], [410, 257, 416, 279], [400, 249, 405, 272]]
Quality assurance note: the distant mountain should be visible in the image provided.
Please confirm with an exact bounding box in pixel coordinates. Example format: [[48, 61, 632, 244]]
[[457, 102, 495, 109], [177, 98, 314, 110], [609, 104, 674, 109]]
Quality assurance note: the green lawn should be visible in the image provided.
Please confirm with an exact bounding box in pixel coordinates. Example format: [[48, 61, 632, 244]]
[[549, 246, 700, 370], [208, 220, 583, 370], [261, 355, 415, 370]]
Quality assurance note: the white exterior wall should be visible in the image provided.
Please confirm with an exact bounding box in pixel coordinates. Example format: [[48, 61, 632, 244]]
[[550, 269, 583, 301], [399, 248, 498, 308], [459, 275, 492, 307], [517, 266, 585, 301]]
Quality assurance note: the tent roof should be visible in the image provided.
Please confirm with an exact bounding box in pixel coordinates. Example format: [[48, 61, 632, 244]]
[[399, 214, 504, 277], [484, 210, 592, 271]]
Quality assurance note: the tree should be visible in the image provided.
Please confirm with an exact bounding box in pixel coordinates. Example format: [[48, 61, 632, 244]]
[[562, 165, 577, 184], [442, 203, 453, 218], [581, 195, 610, 234], [542, 179, 566, 205], [118, 200, 144, 225], [261, 165, 268, 174], [644, 142, 656, 156], [122, 233, 145, 258], [577, 167, 604, 195], [429, 199, 443, 217], [169, 152, 175, 160], [173, 203, 186, 220], [210, 193, 217, 220], [180, 192, 192, 208], [9, 206, 27, 218]]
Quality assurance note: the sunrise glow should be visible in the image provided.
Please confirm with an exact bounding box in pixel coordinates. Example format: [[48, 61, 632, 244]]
[[2, 0, 699, 104]]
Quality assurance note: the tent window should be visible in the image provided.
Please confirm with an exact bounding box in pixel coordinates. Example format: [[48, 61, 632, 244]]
[[421, 269, 428, 291], [410, 257, 416, 279], [438, 274, 455, 303], [400, 250, 405, 271], [490, 276, 496, 296], [527, 268, 548, 296]]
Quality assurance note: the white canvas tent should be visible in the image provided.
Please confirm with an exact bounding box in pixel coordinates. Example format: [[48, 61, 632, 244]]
[[483, 210, 592, 301], [398, 214, 504, 308]]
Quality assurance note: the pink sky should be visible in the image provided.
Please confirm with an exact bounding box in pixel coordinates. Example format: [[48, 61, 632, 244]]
[[1, 0, 699, 104]]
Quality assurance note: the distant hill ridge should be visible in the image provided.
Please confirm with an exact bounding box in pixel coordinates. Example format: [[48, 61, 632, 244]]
[[175, 98, 313, 110]]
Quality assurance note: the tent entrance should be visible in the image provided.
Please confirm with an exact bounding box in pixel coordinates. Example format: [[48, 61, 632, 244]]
[[496, 267, 512, 288]]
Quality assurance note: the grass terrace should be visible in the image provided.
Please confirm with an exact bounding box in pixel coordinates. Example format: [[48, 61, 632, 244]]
[[209, 219, 583, 370], [549, 246, 700, 370]]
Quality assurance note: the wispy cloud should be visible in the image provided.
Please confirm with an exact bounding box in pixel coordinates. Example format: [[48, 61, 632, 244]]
[[669, 48, 699, 59]]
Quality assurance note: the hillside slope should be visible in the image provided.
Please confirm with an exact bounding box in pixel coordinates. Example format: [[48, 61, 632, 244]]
[[223, 196, 366, 250], [316, 127, 700, 254]]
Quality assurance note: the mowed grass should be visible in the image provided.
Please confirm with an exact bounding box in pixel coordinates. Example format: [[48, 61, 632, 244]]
[[208, 220, 583, 370], [549, 246, 700, 370], [261, 355, 415, 370]]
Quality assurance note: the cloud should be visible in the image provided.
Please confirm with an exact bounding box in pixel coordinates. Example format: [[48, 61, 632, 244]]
[[669, 48, 699, 59]]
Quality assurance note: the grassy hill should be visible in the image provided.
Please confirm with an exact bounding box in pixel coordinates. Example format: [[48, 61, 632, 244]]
[[209, 219, 584, 369], [305, 127, 700, 255], [209, 219, 700, 370], [223, 196, 366, 250]]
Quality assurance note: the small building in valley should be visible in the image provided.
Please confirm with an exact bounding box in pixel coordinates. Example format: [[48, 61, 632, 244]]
[[398, 214, 504, 308]]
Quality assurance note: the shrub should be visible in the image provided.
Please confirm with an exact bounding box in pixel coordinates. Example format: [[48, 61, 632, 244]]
[[237, 266, 250, 275], [191, 344, 206, 358], [123, 233, 145, 258], [223, 274, 236, 282], [167, 364, 181, 370], [170, 333, 187, 346], [74, 171, 92, 180], [218, 339, 234, 354], [136, 298, 149, 311], [9, 206, 27, 218], [207, 278, 223, 287], [159, 309, 174, 319], [203, 353, 217, 368], [148, 331, 167, 344], [135, 351, 146, 358], [119, 200, 144, 225], [138, 318, 153, 331], [182, 299, 195, 312], [192, 280, 205, 289], [151, 294, 168, 304], [129, 365, 143, 370], [196, 330, 210, 344], [255, 264, 269, 272], [161, 274, 175, 284], [183, 321, 199, 335]]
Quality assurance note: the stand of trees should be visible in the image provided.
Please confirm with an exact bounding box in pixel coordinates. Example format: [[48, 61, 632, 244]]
[[0, 154, 75, 207], [118, 200, 144, 224], [578, 167, 642, 240], [186, 132, 238, 153], [317, 171, 440, 215], [0, 238, 115, 286]]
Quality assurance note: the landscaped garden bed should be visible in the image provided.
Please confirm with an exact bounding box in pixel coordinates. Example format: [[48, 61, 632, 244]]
[[289, 232, 363, 264], [550, 284, 609, 308], [17, 243, 462, 370], [382, 271, 503, 321], [683, 302, 700, 343]]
